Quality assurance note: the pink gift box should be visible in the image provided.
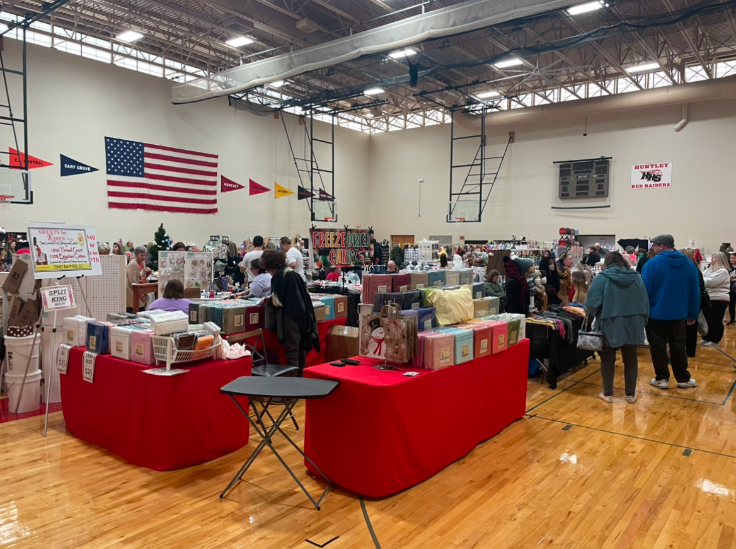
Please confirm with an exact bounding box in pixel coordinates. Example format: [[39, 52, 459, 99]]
[[130, 329, 155, 366], [421, 332, 454, 370], [363, 274, 393, 305], [391, 273, 412, 293]]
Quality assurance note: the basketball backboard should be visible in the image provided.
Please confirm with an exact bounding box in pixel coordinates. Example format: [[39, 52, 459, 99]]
[[313, 200, 337, 223], [447, 200, 480, 223], [0, 168, 32, 204]]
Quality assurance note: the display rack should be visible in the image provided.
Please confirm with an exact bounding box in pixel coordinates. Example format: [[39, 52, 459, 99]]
[[151, 335, 221, 371]]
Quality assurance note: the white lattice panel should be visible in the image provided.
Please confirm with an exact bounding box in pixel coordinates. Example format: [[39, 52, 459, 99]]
[[86, 255, 126, 321]]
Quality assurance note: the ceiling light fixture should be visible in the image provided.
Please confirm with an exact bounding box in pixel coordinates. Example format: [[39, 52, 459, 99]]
[[494, 58, 524, 69], [364, 87, 385, 95], [388, 48, 417, 59], [270, 80, 285, 88], [627, 62, 660, 73], [475, 90, 500, 99], [117, 30, 143, 42], [226, 36, 254, 48], [567, 1, 603, 15]]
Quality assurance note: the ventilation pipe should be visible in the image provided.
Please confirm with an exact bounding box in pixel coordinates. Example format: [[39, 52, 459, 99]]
[[674, 103, 689, 132]]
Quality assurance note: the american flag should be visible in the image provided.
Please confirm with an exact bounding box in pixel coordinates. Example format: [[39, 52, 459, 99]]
[[105, 137, 218, 214]]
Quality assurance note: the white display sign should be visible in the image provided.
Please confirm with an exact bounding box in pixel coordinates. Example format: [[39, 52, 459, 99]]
[[83, 351, 97, 383], [631, 163, 672, 190], [40, 286, 76, 312], [26, 222, 102, 279], [57, 344, 71, 375]]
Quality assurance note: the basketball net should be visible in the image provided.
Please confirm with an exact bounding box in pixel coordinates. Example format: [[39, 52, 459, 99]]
[[0, 195, 13, 208]]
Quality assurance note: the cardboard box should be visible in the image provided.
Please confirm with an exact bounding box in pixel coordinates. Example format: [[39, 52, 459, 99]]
[[1, 259, 28, 293], [314, 304, 327, 323], [332, 295, 348, 319], [326, 325, 360, 362]]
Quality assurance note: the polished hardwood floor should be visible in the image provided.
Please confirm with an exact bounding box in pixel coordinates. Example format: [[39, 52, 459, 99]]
[[3, 328, 736, 548]]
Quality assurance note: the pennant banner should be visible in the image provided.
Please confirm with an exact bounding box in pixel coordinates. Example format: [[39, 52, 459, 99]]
[[60, 154, 99, 177], [318, 188, 334, 202], [10, 148, 53, 169], [298, 186, 313, 200], [274, 182, 293, 199], [221, 175, 245, 193], [249, 178, 270, 196]]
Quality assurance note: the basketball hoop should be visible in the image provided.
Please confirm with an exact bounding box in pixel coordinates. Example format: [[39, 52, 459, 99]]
[[324, 217, 335, 222], [456, 217, 466, 223], [0, 195, 13, 207]]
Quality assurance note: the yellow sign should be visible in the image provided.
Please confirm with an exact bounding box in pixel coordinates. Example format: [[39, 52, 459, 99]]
[[274, 182, 293, 198]]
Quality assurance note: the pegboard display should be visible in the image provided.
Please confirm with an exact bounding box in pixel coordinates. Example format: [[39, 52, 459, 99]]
[[86, 255, 126, 321], [158, 251, 185, 295], [158, 251, 213, 294]]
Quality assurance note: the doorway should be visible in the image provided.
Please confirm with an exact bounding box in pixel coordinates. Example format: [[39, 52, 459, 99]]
[[391, 235, 415, 248]]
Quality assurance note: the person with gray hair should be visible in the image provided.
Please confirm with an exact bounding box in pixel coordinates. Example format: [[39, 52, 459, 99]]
[[126, 245, 151, 312], [97, 242, 111, 255]]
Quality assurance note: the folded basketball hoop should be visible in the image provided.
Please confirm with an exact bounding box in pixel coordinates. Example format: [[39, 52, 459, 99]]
[[0, 195, 13, 203]]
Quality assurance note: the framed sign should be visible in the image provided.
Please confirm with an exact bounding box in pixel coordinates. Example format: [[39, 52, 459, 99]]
[[310, 227, 372, 266], [26, 222, 102, 279], [631, 163, 672, 190], [40, 286, 76, 312]]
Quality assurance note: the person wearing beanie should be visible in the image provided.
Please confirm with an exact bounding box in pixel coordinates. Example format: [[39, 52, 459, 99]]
[[642, 234, 699, 390], [503, 256, 531, 315]]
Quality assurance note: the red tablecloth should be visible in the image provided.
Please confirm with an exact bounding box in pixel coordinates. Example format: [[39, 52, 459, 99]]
[[60, 349, 251, 471], [304, 339, 529, 497], [262, 317, 346, 367]]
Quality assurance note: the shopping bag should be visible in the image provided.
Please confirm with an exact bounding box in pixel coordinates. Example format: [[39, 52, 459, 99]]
[[360, 304, 416, 363], [697, 310, 708, 336]]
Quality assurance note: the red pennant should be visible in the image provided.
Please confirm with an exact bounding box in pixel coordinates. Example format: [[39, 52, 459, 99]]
[[318, 188, 334, 201], [221, 175, 245, 193], [9, 148, 53, 169], [249, 178, 270, 196]]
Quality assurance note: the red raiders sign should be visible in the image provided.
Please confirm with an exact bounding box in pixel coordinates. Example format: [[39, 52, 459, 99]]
[[631, 163, 672, 190]]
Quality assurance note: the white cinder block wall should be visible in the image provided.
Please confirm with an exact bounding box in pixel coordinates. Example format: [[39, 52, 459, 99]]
[[2, 39, 736, 253], [0, 40, 371, 247]]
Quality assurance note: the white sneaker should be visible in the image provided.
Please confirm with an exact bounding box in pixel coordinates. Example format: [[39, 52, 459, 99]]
[[650, 378, 669, 389], [704, 341, 720, 347], [677, 379, 698, 388], [697, 340, 708, 346], [598, 393, 613, 403]]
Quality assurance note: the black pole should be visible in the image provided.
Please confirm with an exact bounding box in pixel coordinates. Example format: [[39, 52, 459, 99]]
[[22, 25, 28, 177]]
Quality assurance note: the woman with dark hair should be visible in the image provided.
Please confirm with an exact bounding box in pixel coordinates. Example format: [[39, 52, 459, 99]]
[[112, 242, 125, 256], [680, 248, 705, 357], [438, 253, 449, 269], [586, 251, 649, 404], [225, 241, 245, 287], [148, 279, 192, 314], [172, 241, 186, 251], [636, 248, 653, 274], [557, 252, 573, 306], [262, 249, 320, 374], [545, 258, 562, 305]]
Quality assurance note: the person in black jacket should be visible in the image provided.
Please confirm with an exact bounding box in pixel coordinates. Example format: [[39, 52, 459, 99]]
[[585, 246, 600, 267], [680, 248, 705, 358], [636, 248, 652, 274], [262, 249, 320, 374]]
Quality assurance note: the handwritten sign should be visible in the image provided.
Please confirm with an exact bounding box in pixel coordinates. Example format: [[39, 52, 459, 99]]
[[83, 351, 96, 383], [40, 286, 76, 312], [26, 222, 102, 279], [57, 344, 71, 374], [310, 228, 371, 266]]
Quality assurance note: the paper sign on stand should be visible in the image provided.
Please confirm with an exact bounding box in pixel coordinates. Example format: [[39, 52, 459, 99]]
[[83, 351, 97, 383], [26, 222, 102, 279], [40, 286, 76, 312], [57, 344, 71, 375]]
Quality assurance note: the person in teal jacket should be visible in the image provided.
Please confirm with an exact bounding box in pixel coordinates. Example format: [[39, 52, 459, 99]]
[[586, 251, 649, 404]]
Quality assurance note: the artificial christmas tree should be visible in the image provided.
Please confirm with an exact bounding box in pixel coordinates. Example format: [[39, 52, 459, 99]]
[[147, 223, 172, 271]]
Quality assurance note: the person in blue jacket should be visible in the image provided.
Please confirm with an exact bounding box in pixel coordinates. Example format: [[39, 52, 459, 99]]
[[641, 234, 700, 389]]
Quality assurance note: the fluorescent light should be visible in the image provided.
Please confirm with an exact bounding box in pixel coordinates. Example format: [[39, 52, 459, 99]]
[[364, 87, 385, 95], [270, 80, 285, 88], [627, 62, 660, 73], [117, 30, 143, 42], [475, 90, 500, 99], [364, 113, 374, 118], [494, 58, 524, 69], [226, 36, 254, 48], [388, 48, 417, 59], [567, 1, 603, 15]]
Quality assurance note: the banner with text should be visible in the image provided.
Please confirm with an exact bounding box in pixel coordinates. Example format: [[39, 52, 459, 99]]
[[310, 227, 372, 266], [26, 222, 102, 279], [631, 162, 672, 190]]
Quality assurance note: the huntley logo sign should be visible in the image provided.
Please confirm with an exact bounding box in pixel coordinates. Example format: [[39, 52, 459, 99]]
[[631, 163, 672, 190]]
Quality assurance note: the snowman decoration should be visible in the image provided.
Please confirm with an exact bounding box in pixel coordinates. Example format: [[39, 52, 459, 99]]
[[367, 318, 386, 358]]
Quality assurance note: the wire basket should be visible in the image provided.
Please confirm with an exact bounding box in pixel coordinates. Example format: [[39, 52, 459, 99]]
[[150, 335, 221, 371]]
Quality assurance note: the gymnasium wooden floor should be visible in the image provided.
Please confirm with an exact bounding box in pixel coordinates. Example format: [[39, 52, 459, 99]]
[[3, 330, 736, 548]]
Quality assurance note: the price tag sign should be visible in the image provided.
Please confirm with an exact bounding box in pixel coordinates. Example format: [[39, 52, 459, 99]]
[[40, 286, 76, 312], [83, 351, 97, 383], [57, 344, 71, 374]]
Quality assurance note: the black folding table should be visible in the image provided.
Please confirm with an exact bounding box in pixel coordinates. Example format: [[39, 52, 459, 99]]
[[219, 376, 339, 510]]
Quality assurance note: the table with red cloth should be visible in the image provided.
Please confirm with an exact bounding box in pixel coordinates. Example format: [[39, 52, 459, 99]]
[[60, 348, 252, 471], [262, 317, 346, 367], [303, 339, 529, 497]]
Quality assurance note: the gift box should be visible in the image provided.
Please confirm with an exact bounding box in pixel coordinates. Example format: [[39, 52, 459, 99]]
[[314, 304, 327, 323], [150, 311, 189, 335], [392, 273, 412, 293], [332, 295, 348, 319], [221, 305, 246, 335], [130, 329, 155, 365], [107, 312, 138, 322], [498, 315, 521, 345], [501, 313, 526, 339], [86, 322, 112, 355], [401, 290, 422, 310], [244, 303, 265, 331], [421, 332, 454, 370], [317, 296, 337, 320], [409, 272, 429, 290], [362, 274, 392, 305], [471, 282, 485, 300], [444, 270, 460, 286], [63, 316, 95, 347], [457, 323, 493, 358], [427, 270, 446, 288], [189, 302, 204, 324], [486, 296, 501, 316], [110, 326, 134, 360], [400, 307, 436, 332], [473, 299, 490, 318], [483, 320, 509, 354], [451, 327, 474, 364], [459, 270, 474, 286], [372, 292, 404, 313]]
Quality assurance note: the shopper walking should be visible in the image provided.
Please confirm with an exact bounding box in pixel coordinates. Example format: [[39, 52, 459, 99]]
[[281, 236, 305, 282], [262, 249, 319, 374], [242, 235, 264, 282], [586, 251, 649, 403], [728, 253, 736, 326], [680, 249, 706, 358], [371, 238, 383, 266], [700, 252, 731, 346], [557, 253, 573, 306], [642, 235, 699, 389]]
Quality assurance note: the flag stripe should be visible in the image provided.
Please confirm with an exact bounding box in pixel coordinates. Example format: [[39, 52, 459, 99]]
[[146, 173, 216, 186], [108, 195, 215, 209], [109, 202, 218, 214], [143, 152, 218, 168], [108, 191, 216, 205], [145, 143, 218, 159], [108, 180, 217, 196], [144, 162, 217, 177]]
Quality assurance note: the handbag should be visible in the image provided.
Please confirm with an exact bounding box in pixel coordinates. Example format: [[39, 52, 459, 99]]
[[697, 310, 708, 336], [700, 290, 711, 311], [577, 318, 604, 352]]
